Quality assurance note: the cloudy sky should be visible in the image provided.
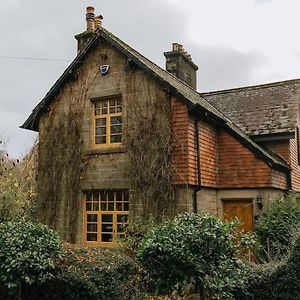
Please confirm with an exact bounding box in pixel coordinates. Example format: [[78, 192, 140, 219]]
[[1, 0, 300, 158]]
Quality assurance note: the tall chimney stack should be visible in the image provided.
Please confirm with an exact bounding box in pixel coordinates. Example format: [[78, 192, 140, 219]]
[[164, 43, 198, 90], [75, 7, 101, 53], [86, 6, 95, 31]]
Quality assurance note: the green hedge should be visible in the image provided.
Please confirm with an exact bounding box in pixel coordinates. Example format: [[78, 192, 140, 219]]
[[234, 232, 300, 300], [1, 246, 144, 300]]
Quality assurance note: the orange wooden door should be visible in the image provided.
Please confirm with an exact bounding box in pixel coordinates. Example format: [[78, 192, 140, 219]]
[[223, 199, 254, 233]]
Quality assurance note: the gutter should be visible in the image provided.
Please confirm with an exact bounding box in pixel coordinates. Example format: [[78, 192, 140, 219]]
[[192, 119, 201, 213]]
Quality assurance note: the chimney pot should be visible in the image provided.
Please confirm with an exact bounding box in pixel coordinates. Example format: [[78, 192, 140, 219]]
[[86, 6, 95, 31], [95, 15, 103, 29], [172, 43, 179, 51]]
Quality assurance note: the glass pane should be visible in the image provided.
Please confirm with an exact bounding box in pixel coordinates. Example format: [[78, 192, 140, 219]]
[[93, 203, 99, 211], [93, 192, 99, 201], [108, 203, 114, 211], [117, 214, 129, 223], [102, 108, 108, 115], [86, 202, 92, 211], [95, 136, 106, 144], [116, 191, 122, 202], [110, 135, 122, 143], [116, 202, 122, 211], [96, 118, 106, 126], [94, 102, 100, 109], [111, 125, 122, 134], [100, 191, 106, 201], [101, 202, 107, 211], [124, 190, 129, 201], [109, 107, 116, 114], [108, 191, 114, 202], [101, 100, 108, 108], [87, 214, 97, 222], [96, 127, 106, 135], [86, 192, 92, 201], [117, 99, 122, 106], [102, 224, 113, 232], [102, 233, 113, 242], [95, 109, 101, 116], [87, 224, 97, 232], [109, 99, 116, 107], [124, 202, 129, 211], [102, 214, 113, 222], [87, 233, 97, 241], [111, 116, 122, 125]]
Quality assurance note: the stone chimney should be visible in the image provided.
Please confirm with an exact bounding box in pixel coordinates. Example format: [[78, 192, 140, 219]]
[[164, 43, 198, 90], [75, 7, 102, 53]]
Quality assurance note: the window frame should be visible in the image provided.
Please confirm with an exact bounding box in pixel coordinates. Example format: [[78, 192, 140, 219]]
[[83, 190, 129, 246], [91, 95, 123, 149]]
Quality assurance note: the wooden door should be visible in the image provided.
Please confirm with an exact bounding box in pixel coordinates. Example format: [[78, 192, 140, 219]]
[[223, 199, 254, 233]]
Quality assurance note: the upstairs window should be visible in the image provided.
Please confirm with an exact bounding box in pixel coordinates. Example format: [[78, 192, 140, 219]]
[[93, 97, 122, 148]]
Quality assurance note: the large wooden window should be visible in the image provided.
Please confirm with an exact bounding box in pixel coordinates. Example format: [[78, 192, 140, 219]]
[[84, 190, 129, 246], [93, 97, 122, 148]]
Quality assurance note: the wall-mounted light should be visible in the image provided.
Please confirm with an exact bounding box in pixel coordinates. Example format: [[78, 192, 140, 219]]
[[256, 196, 263, 209]]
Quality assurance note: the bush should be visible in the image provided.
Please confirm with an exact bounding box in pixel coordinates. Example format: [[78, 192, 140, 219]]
[[256, 193, 300, 261], [234, 230, 300, 300], [0, 219, 63, 298], [138, 213, 252, 300], [2, 246, 145, 300]]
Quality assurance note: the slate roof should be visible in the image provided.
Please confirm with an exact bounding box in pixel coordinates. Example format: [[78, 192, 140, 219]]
[[21, 27, 290, 172], [203, 79, 300, 137]]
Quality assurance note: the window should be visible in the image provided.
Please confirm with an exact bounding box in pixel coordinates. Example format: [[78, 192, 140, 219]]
[[84, 190, 129, 245], [297, 127, 300, 165], [93, 97, 122, 147]]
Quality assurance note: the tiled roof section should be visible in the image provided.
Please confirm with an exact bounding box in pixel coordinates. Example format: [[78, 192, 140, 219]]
[[20, 27, 290, 172], [203, 80, 300, 136]]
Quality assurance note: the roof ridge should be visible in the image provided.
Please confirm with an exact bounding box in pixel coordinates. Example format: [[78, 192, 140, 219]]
[[201, 78, 300, 96]]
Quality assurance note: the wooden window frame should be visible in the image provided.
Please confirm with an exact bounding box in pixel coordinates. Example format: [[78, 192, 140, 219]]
[[83, 190, 129, 246], [91, 96, 122, 149]]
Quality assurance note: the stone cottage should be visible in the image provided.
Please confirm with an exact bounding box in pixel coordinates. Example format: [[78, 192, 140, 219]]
[[21, 7, 298, 246]]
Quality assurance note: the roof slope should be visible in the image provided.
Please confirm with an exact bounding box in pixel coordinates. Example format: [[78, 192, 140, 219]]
[[21, 27, 290, 172], [203, 79, 300, 137]]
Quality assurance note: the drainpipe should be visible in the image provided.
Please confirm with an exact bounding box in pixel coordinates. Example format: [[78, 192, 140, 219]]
[[193, 119, 201, 213]]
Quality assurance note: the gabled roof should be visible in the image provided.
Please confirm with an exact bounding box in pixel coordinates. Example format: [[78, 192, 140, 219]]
[[21, 27, 290, 172], [203, 79, 300, 137]]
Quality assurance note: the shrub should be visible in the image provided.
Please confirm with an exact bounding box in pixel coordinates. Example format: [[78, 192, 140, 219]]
[[256, 192, 300, 261], [138, 213, 252, 300], [3, 246, 145, 300], [0, 219, 63, 298]]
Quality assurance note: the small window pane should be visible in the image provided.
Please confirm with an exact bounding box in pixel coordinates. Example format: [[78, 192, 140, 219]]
[[102, 214, 113, 222], [93, 203, 99, 211], [102, 224, 113, 232], [116, 202, 122, 211], [101, 202, 107, 211], [86, 203, 92, 211], [108, 191, 114, 202], [93, 192, 99, 201], [86, 192, 92, 201], [108, 203, 114, 211], [111, 125, 122, 134], [116, 191, 122, 202], [111, 116, 122, 125], [124, 202, 129, 211], [102, 233, 113, 242], [116, 107, 122, 113], [110, 135, 122, 143], [96, 118, 106, 126], [110, 107, 116, 114], [95, 136, 106, 144], [87, 233, 97, 241], [117, 215, 129, 223], [87, 214, 97, 222], [87, 224, 97, 232], [96, 127, 106, 135], [109, 99, 116, 107]]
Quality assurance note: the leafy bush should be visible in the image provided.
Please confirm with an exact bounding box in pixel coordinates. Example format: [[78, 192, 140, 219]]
[[0, 219, 63, 298], [256, 193, 300, 261], [1, 246, 145, 300], [234, 230, 300, 300], [138, 213, 252, 300]]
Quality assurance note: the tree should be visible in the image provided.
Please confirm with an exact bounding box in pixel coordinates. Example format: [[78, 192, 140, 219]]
[[138, 213, 252, 300], [0, 219, 63, 299]]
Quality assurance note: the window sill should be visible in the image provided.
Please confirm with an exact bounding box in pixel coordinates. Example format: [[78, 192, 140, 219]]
[[85, 146, 127, 155]]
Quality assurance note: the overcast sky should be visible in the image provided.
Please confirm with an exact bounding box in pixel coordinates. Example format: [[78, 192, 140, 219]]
[[1, 0, 300, 158]]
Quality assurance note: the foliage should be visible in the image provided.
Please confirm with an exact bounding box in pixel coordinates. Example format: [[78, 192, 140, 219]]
[[138, 213, 252, 300], [1, 246, 145, 300], [0, 140, 37, 223], [0, 219, 63, 296], [255, 192, 300, 261], [234, 229, 300, 300]]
